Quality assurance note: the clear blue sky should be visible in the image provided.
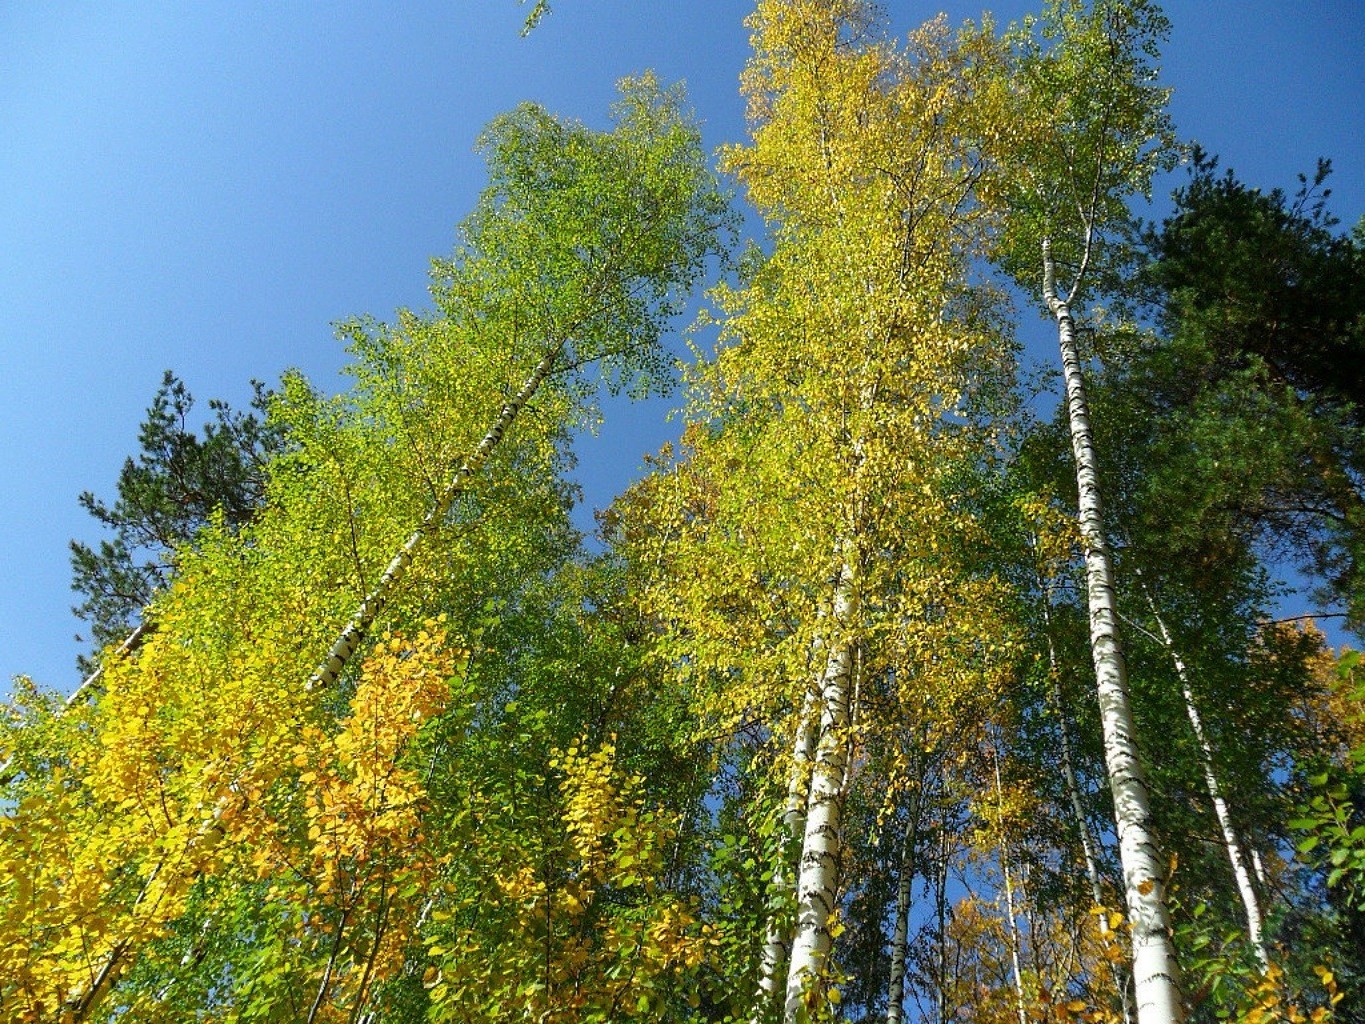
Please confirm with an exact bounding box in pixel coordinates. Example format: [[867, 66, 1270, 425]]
[[2, 2, 1362, 691]]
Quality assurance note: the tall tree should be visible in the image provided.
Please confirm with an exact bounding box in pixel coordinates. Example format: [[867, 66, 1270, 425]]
[[627, 4, 1017, 1021], [1140, 153, 1365, 630], [986, 2, 1182, 1021], [0, 75, 726, 1022]]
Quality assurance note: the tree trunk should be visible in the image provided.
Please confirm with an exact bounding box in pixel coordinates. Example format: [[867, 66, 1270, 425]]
[[1140, 587, 1269, 970], [783, 555, 859, 1022], [307, 340, 565, 691], [886, 783, 924, 1024], [1044, 240, 1184, 1024], [754, 689, 820, 1022], [1037, 582, 1109, 916], [992, 745, 1029, 1024], [1041, 590, 1135, 1024], [935, 824, 951, 1024]]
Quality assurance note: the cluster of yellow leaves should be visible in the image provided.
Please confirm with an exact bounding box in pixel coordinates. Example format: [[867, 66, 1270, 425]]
[[0, 613, 462, 1023], [421, 736, 711, 1023], [0, 556, 321, 1020], [298, 625, 458, 887], [209, 622, 462, 1020], [1237, 963, 1342, 1024]]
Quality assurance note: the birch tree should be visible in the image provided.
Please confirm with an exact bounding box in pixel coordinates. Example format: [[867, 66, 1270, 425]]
[[0, 76, 725, 1022], [628, 5, 1016, 1021], [985, 3, 1182, 1020]]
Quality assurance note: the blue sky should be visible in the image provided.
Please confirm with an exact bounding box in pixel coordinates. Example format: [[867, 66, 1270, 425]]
[[1, 1, 1362, 691]]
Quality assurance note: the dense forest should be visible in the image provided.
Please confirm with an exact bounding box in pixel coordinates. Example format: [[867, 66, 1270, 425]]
[[2, 1, 1363, 1022]]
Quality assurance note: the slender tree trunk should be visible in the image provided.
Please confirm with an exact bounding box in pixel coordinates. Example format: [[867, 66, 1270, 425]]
[[783, 556, 859, 1023], [935, 824, 951, 1024], [1038, 582, 1108, 916], [754, 690, 820, 1022], [1041, 592, 1135, 1024], [1044, 240, 1184, 1024], [1139, 586, 1269, 970], [307, 340, 565, 691], [1251, 848, 1268, 892], [991, 744, 1029, 1024], [886, 783, 924, 1024]]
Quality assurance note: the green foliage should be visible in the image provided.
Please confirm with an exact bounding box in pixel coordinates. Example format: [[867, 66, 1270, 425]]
[[520, 0, 551, 36], [1293, 652, 1365, 913], [69, 370, 283, 674], [1140, 153, 1365, 629], [991, 0, 1179, 303], [11, 5, 1365, 1023]]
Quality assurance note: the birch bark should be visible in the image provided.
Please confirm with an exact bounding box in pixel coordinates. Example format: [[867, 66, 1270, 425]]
[[1044, 240, 1184, 1024], [307, 339, 565, 691], [783, 556, 859, 1022], [885, 784, 923, 1024], [754, 688, 820, 1021], [1139, 587, 1269, 970], [991, 745, 1028, 1024]]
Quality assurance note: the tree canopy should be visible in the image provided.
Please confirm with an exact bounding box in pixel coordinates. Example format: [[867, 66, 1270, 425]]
[[3, 4, 1362, 1024]]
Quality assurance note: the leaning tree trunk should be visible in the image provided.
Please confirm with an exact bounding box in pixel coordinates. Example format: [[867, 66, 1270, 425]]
[[1138, 584, 1269, 970], [64, 340, 568, 1024], [783, 555, 859, 1023], [307, 339, 565, 691], [1044, 240, 1184, 1024]]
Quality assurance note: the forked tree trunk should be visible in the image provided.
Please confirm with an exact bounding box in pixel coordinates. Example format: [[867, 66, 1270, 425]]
[[783, 556, 859, 1022], [1044, 240, 1184, 1024]]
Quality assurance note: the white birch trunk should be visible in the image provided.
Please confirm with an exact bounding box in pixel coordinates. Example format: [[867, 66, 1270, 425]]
[[783, 557, 859, 1023], [1140, 590, 1269, 970], [307, 340, 564, 691], [1044, 240, 1184, 1024], [1042, 596, 1136, 1024], [754, 690, 820, 1022], [992, 746, 1029, 1024]]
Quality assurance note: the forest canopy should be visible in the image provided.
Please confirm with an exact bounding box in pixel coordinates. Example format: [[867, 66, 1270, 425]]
[[2, 3, 1363, 1024]]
